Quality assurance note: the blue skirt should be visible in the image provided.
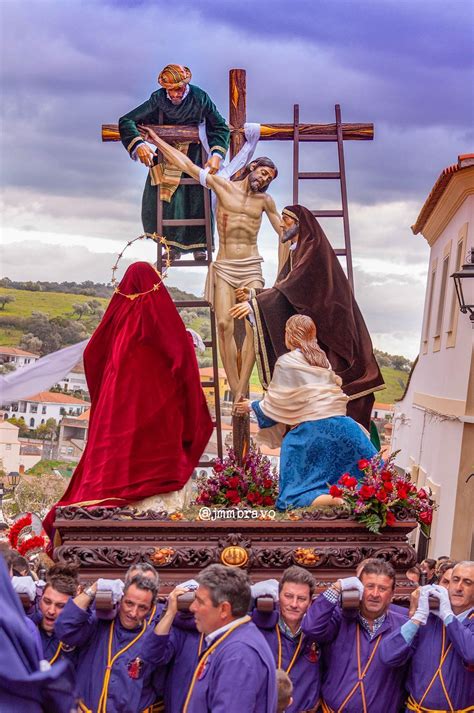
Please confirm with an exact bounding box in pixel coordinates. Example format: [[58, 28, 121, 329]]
[[276, 415, 377, 510]]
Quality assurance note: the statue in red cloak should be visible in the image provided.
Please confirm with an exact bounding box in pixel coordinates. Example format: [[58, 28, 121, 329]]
[[44, 262, 212, 546]]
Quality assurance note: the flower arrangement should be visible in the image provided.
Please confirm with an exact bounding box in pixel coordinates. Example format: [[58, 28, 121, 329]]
[[194, 446, 278, 508], [328, 452, 435, 534]]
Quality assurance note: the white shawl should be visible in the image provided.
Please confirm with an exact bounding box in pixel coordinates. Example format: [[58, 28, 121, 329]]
[[256, 350, 348, 449]]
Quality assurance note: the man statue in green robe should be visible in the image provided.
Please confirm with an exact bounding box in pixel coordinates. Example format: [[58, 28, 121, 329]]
[[119, 64, 230, 261]]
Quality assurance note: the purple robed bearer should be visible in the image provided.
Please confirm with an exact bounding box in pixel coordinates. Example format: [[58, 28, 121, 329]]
[[0, 558, 77, 713], [183, 618, 276, 713], [54, 574, 166, 713], [251, 568, 321, 713], [149, 611, 203, 713], [152, 564, 277, 713], [379, 562, 474, 712], [303, 561, 408, 713]]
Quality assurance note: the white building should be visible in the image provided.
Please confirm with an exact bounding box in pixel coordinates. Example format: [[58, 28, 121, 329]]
[[2, 391, 89, 430], [372, 402, 394, 420], [0, 347, 39, 368], [391, 154, 474, 561], [57, 410, 90, 462], [0, 421, 42, 473], [55, 361, 89, 396]]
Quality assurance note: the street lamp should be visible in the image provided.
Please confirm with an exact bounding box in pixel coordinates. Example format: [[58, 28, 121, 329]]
[[451, 248, 474, 323], [6, 471, 20, 491], [0, 472, 21, 522]]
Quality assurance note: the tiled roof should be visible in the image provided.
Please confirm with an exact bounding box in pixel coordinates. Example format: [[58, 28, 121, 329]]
[[0, 346, 39, 358], [412, 154, 474, 235], [20, 445, 42, 455], [23, 391, 89, 406]]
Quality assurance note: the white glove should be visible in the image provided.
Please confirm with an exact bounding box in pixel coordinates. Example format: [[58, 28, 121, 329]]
[[412, 585, 432, 625], [97, 578, 124, 604], [430, 584, 454, 623], [338, 576, 365, 596], [11, 576, 37, 603], [251, 579, 279, 602]]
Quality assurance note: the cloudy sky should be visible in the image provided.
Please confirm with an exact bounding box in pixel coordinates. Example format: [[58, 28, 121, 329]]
[[1, 0, 473, 358]]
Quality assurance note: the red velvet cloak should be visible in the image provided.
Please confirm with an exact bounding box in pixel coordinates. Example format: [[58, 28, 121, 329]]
[[44, 262, 212, 540]]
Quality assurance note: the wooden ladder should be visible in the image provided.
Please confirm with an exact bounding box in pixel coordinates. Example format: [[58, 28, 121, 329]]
[[155, 136, 223, 465], [292, 103, 354, 289]]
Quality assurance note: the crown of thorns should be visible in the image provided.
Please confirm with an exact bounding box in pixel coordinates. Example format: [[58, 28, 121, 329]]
[[111, 233, 171, 300]]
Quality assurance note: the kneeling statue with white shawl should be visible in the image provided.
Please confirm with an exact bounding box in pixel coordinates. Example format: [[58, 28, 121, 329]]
[[234, 315, 377, 510]]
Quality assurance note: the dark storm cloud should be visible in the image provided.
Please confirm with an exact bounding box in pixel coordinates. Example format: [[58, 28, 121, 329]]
[[1, 0, 471, 358], [1, 0, 472, 207]]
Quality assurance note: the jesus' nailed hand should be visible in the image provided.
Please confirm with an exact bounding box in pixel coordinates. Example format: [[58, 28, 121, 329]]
[[139, 125, 283, 404]]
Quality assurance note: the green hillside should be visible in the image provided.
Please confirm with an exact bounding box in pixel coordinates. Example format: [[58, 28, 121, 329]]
[[0, 287, 109, 322], [0, 286, 409, 403], [375, 366, 409, 404]]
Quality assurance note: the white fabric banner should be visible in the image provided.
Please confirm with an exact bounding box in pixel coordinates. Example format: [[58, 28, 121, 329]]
[[0, 339, 90, 404]]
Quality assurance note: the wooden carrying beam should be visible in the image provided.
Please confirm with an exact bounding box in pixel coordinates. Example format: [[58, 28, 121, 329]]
[[102, 122, 374, 143]]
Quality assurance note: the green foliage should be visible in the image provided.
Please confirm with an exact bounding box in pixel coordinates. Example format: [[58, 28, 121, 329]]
[[3, 473, 67, 519], [0, 294, 14, 310], [7, 416, 30, 437], [26, 459, 73, 476], [0, 277, 113, 298], [35, 419, 58, 440], [376, 367, 409, 404], [374, 348, 412, 372], [359, 512, 383, 533]]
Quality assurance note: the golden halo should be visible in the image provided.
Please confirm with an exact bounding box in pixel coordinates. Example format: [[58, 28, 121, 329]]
[[111, 233, 171, 300]]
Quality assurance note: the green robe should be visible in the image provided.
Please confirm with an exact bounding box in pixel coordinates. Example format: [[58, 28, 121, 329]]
[[119, 85, 229, 251]]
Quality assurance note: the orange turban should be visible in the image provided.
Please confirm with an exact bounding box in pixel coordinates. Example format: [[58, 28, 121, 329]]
[[158, 64, 192, 90]]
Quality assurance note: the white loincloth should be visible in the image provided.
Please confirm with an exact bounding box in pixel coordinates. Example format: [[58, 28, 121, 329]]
[[204, 255, 265, 309]]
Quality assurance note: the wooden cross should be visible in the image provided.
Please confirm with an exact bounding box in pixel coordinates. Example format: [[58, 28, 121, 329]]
[[103, 70, 373, 147], [102, 68, 373, 463]]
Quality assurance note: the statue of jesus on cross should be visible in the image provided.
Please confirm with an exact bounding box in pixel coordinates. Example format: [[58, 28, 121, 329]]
[[142, 125, 282, 404]]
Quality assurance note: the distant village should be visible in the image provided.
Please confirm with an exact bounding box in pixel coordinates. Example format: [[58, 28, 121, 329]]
[[0, 341, 401, 481]]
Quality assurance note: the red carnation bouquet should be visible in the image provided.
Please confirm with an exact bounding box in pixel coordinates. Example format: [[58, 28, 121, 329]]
[[328, 452, 435, 534], [194, 446, 278, 509]]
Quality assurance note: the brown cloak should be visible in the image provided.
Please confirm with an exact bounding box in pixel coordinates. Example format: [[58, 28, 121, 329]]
[[251, 204, 384, 430]]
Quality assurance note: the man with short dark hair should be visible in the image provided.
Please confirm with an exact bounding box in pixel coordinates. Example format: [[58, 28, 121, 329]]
[[0, 557, 77, 713], [380, 560, 474, 711], [55, 574, 166, 713], [435, 559, 457, 587], [420, 558, 437, 584], [151, 563, 277, 712], [252, 566, 321, 713], [303, 560, 408, 712], [125, 562, 161, 624], [33, 564, 79, 664]]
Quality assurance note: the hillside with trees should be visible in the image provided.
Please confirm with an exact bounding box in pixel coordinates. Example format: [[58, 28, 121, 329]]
[[0, 282, 412, 399]]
